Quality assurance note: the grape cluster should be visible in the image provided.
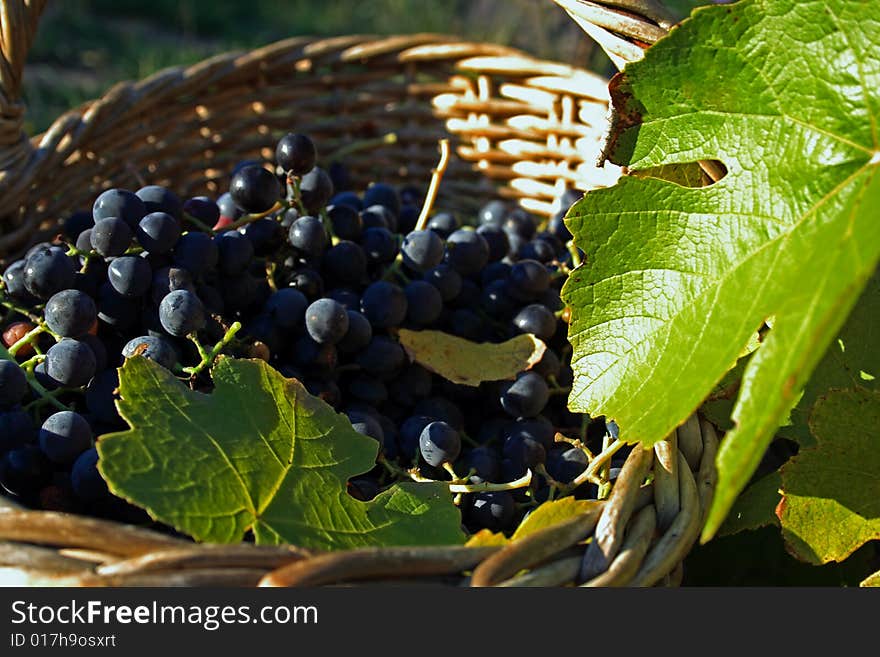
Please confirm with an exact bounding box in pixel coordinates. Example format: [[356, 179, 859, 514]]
[[0, 131, 620, 534]]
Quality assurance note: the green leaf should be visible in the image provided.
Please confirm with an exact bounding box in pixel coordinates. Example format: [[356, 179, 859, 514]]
[[463, 497, 600, 547], [777, 387, 880, 564], [778, 269, 880, 447], [511, 497, 601, 540], [397, 329, 546, 386], [717, 471, 780, 537], [561, 0, 880, 543], [97, 356, 466, 550]]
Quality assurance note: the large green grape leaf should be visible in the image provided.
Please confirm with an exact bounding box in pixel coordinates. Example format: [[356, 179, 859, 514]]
[[561, 0, 880, 542], [97, 356, 465, 550], [777, 387, 880, 564]]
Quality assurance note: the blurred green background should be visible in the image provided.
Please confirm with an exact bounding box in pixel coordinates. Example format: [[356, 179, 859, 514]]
[[21, 0, 715, 136]]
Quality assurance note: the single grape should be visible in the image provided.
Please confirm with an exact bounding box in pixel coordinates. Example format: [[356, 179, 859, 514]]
[[532, 347, 561, 379], [323, 241, 367, 287], [293, 335, 338, 376], [418, 421, 461, 467], [70, 447, 109, 502], [404, 280, 442, 325], [423, 263, 461, 302], [230, 164, 281, 214], [136, 185, 183, 220], [2, 260, 33, 300], [0, 445, 52, 497], [398, 415, 433, 462], [182, 196, 221, 227], [499, 372, 550, 418], [518, 238, 556, 263], [401, 230, 444, 272], [360, 227, 398, 264], [151, 266, 195, 305], [546, 447, 588, 483], [508, 258, 551, 300], [288, 216, 329, 256], [502, 433, 546, 469], [356, 336, 406, 378], [44, 289, 97, 338], [426, 211, 458, 238], [173, 231, 219, 276], [476, 224, 511, 262], [444, 229, 489, 277], [329, 191, 363, 212], [327, 288, 361, 311], [216, 230, 255, 275], [337, 310, 373, 354], [346, 409, 385, 443], [347, 477, 380, 501], [346, 375, 389, 407], [465, 446, 501, 482], [512, 303, 557, 340], [387, 365, 432, 407], [362, 182, 401, 218], [449, 308, 483, 341], [23, 246, 76, 300], [107, 256, 152, 298], [123, 335, 178, 370], [38, 411, 92, 465], [299, 167, 334, 215], [241, 217, 282, 256], [0, 409, 35, 452], [263, 288, 308, 330], [396, 205, 419, 234], [275, 133, 317, 176], [46, 339, 96, 388], [326, 204, 362, 241], [503, 207, 536, 240], [468, 491, 516, 531], [0, 360, 27, 408], [86, 369, 120, 425], [93, 188, 146, 229], [480, 279, 517, 318], [90, 217, 133, 257], [287, 267, 325, 300], [360, 280, 407, 329], [95, 283, 137, 331], [304, 298, 350, 345], [136, 211, 180, 254], [479, 200, 509, 227], [159, 289, 205, 337]]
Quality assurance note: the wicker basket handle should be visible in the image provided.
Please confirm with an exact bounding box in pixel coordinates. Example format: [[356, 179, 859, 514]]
[[0, 0, 46, 162]]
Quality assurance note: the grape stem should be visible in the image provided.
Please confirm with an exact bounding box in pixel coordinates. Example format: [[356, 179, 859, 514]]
[[183, 322, 242, 376], [414, 139, 451, 232], [567, 241, 582, 268], [222, 201, 286, 233], [288, 176, 306, 215], [378, 456, 533, 493]]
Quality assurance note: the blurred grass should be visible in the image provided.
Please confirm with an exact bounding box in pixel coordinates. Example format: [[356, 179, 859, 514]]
[[21, 0, 621, 135]]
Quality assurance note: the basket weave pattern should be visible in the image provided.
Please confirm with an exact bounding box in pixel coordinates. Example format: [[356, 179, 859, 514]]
[[0, 1, 717, 587]]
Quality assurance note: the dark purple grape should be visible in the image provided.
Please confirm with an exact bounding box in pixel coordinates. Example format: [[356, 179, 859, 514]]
[[426, 211, 458, 238], [264, 288, 308, 330], [499, 372, 550, 418], [107, 256, 152, 298], [23, 247, 76, 300], [513, 303, 557, 340], [93, 188, 146, 229], [159, 289, 205, 337], [288, 216, 329, 256], [230, 164, 282, 214], [337, 310, 373, 354], [299, 167, 334, 215], [0, 360, 27, 408], [362, 182, 401, 218], [326, 204, 362, 241], [45, 339, 96, 388], [123, 335, 178, 370], [136, 212, 180, 254], [38, 411, 92, 465], [468, 491, 515, 531], [401, 230, 444, 273], [418, 421, 461, 467], [136, 185, 183, 220], [275, 133, 317, 176], [360, 281, 407, 329], [43, 289, 96, 338], [444, 229, 489, 277], [304, 298, 350, 345], [404, 280, 442, 326]]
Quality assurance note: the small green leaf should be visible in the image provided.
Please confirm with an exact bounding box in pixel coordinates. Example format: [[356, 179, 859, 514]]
[[97, 356, 465, 550], [778, 387, 880, 564], [463, 497, 600, 547], [561, 0, 880, 542], [717, 471, 781, 537], [511, 497, 601, 540], [397, 329, 546, 386]]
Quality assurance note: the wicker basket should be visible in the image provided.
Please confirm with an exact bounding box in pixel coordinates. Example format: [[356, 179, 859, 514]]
[[0, 0, 719, 587]]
